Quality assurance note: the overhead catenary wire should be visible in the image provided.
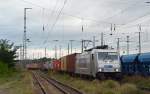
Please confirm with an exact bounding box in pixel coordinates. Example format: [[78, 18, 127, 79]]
[[123, 10, 150, 26], [36, 0, 60, 50], [18, 0, 122, 25], [17, 0, 150, 31], [38, 0, 60, 49], [19, 0, 134, 50], [42, 8, 45, 32], [19, 0, 115, 50], [44, 0, 60, 29], [18, 0, 150, 55], [43, 0, 68, 45], [103, 0, 142, 21]]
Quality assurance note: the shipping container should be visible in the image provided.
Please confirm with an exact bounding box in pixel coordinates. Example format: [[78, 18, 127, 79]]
[[138, 53, 150, 76], [63, 56, 67, 71], [60, 56, 67, 72], [61, 57, 64, 71], [66, 53, 79, 73], [121, 54, 139, 75], [52, 60, 61, 71]]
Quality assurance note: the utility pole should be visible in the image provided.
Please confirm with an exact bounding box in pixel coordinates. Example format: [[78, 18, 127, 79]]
[[45, 47, 47, 58], [53, 40, 58, 59], [134, 25, 142, 54], [70, 40, 74, 54], [101, 32, 104, 46], [126, 36, 130, 55], [19, 44, 22, 61], [81, 40, 84, 53], [55, 45, 57, 59], [138, 25, 142, 54], [23, 8, 32, 61], [117, 38, 120, 55], [138, 32, 141, 54], [68, 43, 70, 55], [93, 36, 96, 48], [59, 45, 61, 58]]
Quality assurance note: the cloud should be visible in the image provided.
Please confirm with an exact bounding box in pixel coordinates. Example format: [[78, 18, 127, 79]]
[[1, 0, 150, 58]]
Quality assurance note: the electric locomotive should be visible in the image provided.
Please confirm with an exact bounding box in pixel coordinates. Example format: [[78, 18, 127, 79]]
[[75, 45, 121, 79]]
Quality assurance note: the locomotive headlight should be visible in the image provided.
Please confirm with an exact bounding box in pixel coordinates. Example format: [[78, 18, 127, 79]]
[[99, 68, 103, 72], [99, 68, 102, 72], [115, 68, 119, 72]]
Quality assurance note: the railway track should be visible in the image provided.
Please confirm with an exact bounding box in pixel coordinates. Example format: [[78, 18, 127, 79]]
[[32, 71, 83, 94], [32, 72, 47, 94]]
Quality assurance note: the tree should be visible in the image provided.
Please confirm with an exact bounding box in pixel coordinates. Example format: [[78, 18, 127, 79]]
[[0, 39, 18, 68]]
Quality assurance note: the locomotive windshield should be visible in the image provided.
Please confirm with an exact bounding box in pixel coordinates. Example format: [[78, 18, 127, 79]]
[[98, 52, 118, 61]]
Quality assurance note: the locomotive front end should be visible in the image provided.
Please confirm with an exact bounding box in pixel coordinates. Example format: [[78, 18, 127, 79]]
[[96, 50, 121, 78]]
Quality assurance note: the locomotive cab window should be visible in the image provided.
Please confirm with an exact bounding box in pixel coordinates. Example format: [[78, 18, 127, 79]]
[[98, 52, 118, 62]]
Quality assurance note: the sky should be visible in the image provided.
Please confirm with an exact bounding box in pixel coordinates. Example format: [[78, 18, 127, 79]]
[[1, 0, 150, 59]]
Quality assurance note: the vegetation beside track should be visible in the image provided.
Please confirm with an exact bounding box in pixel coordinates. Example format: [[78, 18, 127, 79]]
[[0, 71, 34, 94], [0, 39, 34, 94], [48, 71, 149, 94], [122, 76, 150, 90]]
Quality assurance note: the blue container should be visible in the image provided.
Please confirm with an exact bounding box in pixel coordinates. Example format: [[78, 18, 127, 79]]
[[138, 53, 150, 64], [121, 54, 139, 75], [138, 53, 150, 76], [121, 54, 138, 63]]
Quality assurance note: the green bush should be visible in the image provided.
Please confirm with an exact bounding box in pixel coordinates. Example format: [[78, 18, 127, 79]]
[[0, 61, 16, 77], [0, 39, 17, 68], [0, 61, 9, 75]]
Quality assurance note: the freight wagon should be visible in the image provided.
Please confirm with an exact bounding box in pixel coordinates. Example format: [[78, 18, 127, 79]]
[[121, 52, 150, 76], [45, 46, 121, 79], [138, 53, 150, 76], [66, 53, 79, 73], [26, 63, 41, 70], [60, 56, 67, 71], [121, 54, 139, 75], [52, 60, 61, 71]]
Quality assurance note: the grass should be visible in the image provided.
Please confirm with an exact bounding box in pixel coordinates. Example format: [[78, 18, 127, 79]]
[[122, 76, 150, 89], [0, 71, 34, 94], [0, 61, 34, 94], [48, 71, 149, 94]]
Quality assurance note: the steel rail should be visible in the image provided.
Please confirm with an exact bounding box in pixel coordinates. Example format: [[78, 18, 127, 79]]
[[39, 72, 83, 94], [32, 71, 47, 94]]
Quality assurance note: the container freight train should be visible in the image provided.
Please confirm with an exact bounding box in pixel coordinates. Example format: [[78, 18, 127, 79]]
[[50, 47, 121, 79], [121, 53, 150, 76], [26, 63, 42, 70]]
